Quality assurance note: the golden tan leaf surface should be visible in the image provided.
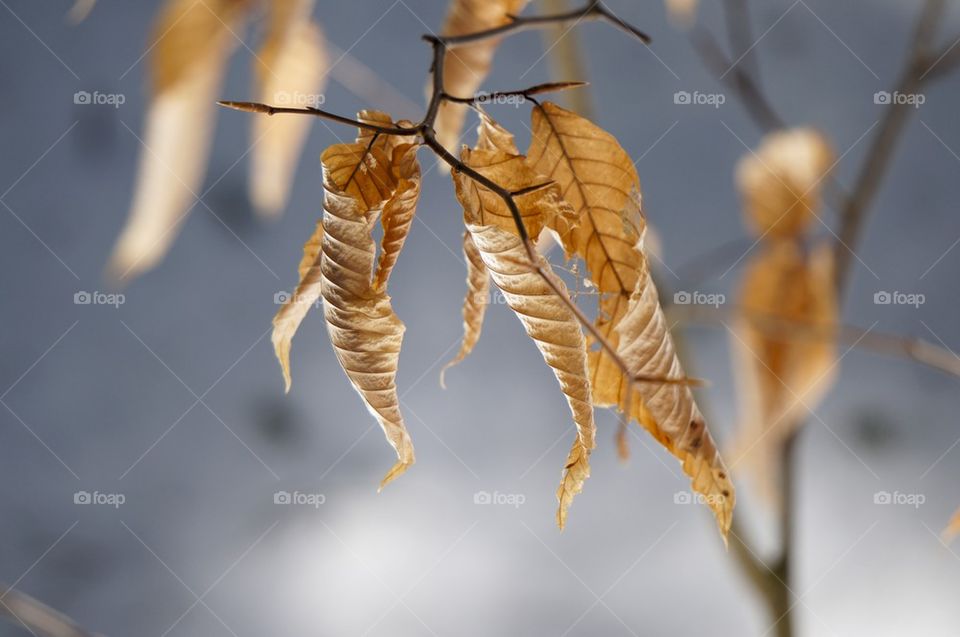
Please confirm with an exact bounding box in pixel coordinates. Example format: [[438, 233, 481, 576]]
[[527, 102, 643, 407], [453, 116, 595, 528], [319, 134, 418, 489], [107, 0, 248, 282], [455, 114, 571, 238], [441, 231, 490, 386], [272, 116, 404, 392], [251, 0, 328, 217], [433, 0, 529, 152], [730, 241, 837, 508], [615, 230, 735, 538], [528, 102, 733, 537], [736, 128, 835, 239], [665, 0, 698, 28], [374, 143, 421, 290], [272, 111, 420, 488], [272, 220, 323, 392]]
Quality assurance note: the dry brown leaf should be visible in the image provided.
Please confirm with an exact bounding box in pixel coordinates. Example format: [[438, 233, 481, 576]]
[[528, 101, 733, 537], [441, 231, 490, 386], [373, 143, 421, 290], [433, 0, 529, 153], [455, 114, 571, 238], [453, 115, 595, 528], [272, 111, 419, 488], [615, 229, 735, 538], [736, 128, 835, 239], [730, 241, 837, 509], [527, 102, 643, 407], [319, 132, 417, 489], [251, 0, 328, 217], [665, 0, 698, 28], [272, 220, 323, 392], [107, 0, 249, 282]]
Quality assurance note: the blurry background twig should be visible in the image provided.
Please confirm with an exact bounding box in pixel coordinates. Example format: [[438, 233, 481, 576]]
[[0, 583, 100, 637], [678, 1, 960, 635]]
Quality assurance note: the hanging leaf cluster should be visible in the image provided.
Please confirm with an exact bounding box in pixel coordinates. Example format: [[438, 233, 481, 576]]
[[274, 103, 734, 537]]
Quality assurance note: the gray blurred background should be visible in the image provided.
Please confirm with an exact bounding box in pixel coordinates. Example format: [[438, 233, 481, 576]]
[[1, 0, 959, 635]]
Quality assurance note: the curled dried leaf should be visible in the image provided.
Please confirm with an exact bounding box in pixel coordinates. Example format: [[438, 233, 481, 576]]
[[274, 111, 420, 489], [433, 0, 529, 153], [374, 143, 422, 290], [319, 135, 417, 489], [251, 0, 328, 216], [736, 128, 835, 239], [272, 220, 323, 392], [615, 231, 735, 539], [107, 0, 247, 282], [730, 240, 837, 509], [528, 102, 733, 538], [467, 223, 595, 529], [456, 114, 572, 238], [453, 115, 595, 528], [441, 231, 490, 386]]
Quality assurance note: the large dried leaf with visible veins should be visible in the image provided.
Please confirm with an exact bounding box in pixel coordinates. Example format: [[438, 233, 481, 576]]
[[433, 0, 529, 153], [528, 101, 733, 537], [453, 116, 595, 528], [251, 0, 327, 216], [528, 102, 642, 407], [730, 241, 837, 509], [319, 134, 417, 488], [273, 111, 419, 488], [736, 128, 835, 239], [441, 231, 490, 385], [107, 0, 248, 281]]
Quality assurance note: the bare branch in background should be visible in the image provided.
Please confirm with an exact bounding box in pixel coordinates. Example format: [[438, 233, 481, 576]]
[[0, 584, 100, 637]]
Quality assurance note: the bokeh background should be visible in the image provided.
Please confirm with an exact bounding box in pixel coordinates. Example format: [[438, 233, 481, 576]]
[[2, 0, 960, 635]]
